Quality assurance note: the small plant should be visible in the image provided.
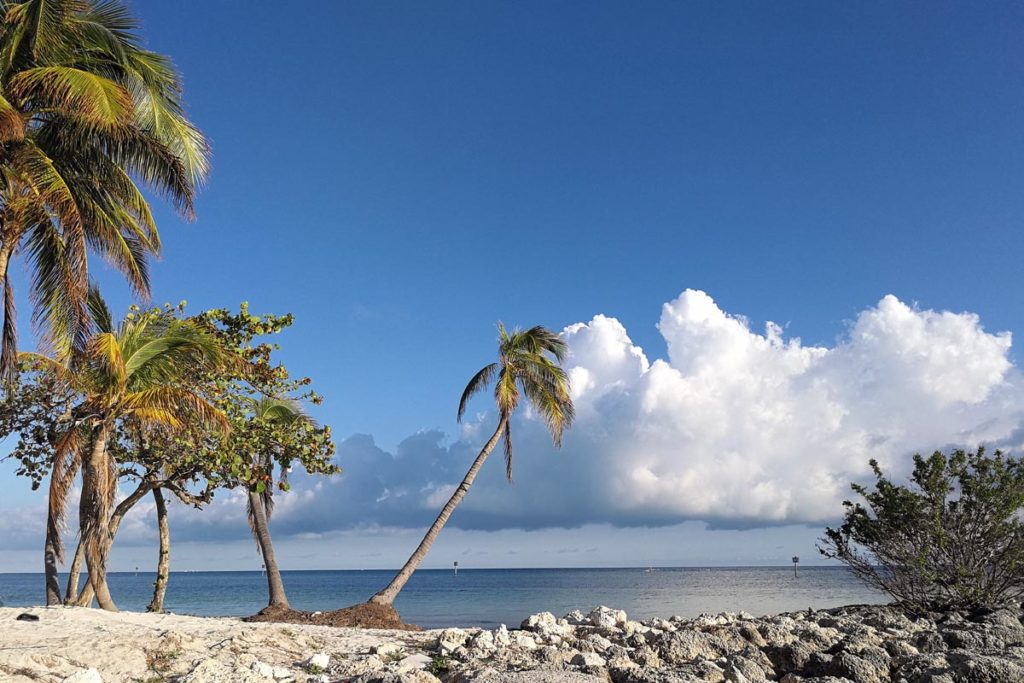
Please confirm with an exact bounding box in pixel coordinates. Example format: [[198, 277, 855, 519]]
[[820, 447, 1024, 612], [306, 663, 325, 675], [381, 650, 406, 664], [428, 654, 452, 676], [142, 644, 182, 680]]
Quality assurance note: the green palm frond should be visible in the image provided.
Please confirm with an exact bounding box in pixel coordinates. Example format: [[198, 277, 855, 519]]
[[457, 362, 497, 422], [458, 323, 575, 481], [10, 65, 131, 128], [0, 0, 208, 378]]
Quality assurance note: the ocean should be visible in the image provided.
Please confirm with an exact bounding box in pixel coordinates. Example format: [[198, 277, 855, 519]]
[[0, 567, 886, 629]]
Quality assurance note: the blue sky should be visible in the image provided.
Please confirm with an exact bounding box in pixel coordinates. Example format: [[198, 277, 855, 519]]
[[3, 1, 1024, 570]]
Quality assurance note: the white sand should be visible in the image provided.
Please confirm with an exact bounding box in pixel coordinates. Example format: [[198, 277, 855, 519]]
[[0, 606, 442, 682]]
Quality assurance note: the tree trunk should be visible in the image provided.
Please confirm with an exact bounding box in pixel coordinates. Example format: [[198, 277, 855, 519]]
[[80, 426, 117, 611], [44, 528, 62, 606], [65, 539, 86, 604], [370, 415, 508, 606], [70, 478, 155, 606], [249, 489, 289, 609], [147, 487, 170, 613]]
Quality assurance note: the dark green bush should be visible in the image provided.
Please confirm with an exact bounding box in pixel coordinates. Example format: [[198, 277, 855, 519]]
[[820, 447, 1024, 612]]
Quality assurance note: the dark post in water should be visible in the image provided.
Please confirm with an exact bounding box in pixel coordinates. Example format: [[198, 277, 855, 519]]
[[792, 556, 800, 577], [454, 561, 459, 576]]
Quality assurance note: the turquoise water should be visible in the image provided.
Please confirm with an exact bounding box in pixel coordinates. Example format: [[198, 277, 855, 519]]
[[0, 567, 886, 628]]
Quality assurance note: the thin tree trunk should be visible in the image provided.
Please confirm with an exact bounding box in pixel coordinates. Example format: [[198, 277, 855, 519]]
[[249, 489, 289, 609], [71, 478, 155, 606], [370, 415, 508, 606], [147, 487, 170, 613], [44, 527, 62, 605], [65, 539, 86, 604], [80, 427, 117, 611]]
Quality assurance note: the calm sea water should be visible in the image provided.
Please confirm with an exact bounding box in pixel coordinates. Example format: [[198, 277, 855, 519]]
[[0, 567, 886, 629]]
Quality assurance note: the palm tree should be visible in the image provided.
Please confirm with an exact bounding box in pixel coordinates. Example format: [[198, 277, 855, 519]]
[[32, 291, 228, 611], [369, 324, 574, 607], [243, 396, 314, 612], [0, 0, 209, 379]]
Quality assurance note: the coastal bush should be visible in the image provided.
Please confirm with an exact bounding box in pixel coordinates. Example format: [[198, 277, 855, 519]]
[[820, 447, 1024, 612]]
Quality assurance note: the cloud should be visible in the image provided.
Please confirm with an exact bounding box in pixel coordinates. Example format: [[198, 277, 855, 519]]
[[4, 290, 1023, 553]]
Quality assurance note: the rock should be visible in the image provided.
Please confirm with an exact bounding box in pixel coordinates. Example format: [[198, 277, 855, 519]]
[[588, 605, 628, 629], [571, 651, 606, 667], [61, 670, 103, 683], [304, 652, 330, 670], [658, 629, 728, 664], [493, 625, 513, 648], [825, 652, 886, 683], [947, 650, 1024, 683], [726, 654, 768, 683], [915, 631, 946, 653], [738, 623, 766, 647], [438, 628, 472, 653], [372, 642, 405, 658], [564, 610, 587, 625], [352, 672, 441, 683], [471, 629, 496, 654], [396, 653, 433, 672], [455, 671, 606, 682]]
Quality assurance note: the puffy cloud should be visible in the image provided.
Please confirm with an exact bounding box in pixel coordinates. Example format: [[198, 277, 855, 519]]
[[4, 290, 1022, 553], [197, 289, 1024, 537]]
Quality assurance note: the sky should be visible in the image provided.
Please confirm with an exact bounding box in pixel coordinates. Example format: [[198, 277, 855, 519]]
[[3, 1, 1024, 572]]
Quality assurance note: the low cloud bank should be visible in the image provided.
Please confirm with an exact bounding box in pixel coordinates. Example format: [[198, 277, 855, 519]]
[[3, 290, 1022, 552]]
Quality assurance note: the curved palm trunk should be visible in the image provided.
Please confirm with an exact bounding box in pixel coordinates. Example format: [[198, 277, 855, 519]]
[[370, 415, 508, 606], [65, 539, 87, 604], [147, 487, 170, 613], [249, 490, 289, 609], [71, 478, 156, 606], [80, 426, 117, 611]]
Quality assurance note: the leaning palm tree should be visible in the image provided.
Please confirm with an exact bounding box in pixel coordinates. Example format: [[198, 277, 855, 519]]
[[31, 291, 228, 611], [242, 396, 314, 612], [368, 324, 574, 607], [0, 0, 209, 379]]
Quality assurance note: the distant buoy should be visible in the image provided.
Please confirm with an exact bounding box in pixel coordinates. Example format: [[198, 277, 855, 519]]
[[454, 561, 459, 577]]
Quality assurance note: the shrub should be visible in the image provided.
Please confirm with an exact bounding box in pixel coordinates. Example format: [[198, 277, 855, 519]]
[[819, 447, 1024, 612]]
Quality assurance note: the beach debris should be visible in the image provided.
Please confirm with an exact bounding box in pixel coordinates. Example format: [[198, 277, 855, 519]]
[[15, 612, 39, 621]]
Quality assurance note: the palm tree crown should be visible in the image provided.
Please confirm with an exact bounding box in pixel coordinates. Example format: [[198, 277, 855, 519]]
[[457, 323, 575, 480], [0, 0, 210, 377]]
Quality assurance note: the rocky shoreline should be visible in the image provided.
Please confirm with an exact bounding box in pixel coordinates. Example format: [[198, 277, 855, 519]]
[[2, 602, 1022, 682]]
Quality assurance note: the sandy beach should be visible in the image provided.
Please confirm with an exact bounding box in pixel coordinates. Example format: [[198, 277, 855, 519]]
[[0, 606, 437, 683]]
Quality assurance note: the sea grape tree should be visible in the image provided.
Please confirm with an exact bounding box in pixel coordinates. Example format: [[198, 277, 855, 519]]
[[820, 447, 1024, 612]]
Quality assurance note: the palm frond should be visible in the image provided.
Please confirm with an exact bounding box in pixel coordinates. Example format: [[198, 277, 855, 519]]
[[457, 362, 498, 422]]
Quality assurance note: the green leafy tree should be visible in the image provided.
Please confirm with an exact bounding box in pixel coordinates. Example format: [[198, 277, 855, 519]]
[[369, 324, 574, 608], [820, 447, 1024, 612], [0, 0, 209, 378]]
